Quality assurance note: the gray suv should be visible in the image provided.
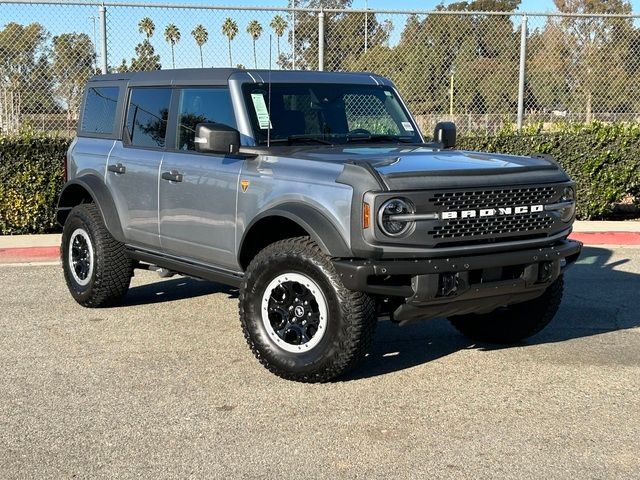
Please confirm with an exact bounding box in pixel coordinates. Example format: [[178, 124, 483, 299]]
[[59, 68, 582, 382]]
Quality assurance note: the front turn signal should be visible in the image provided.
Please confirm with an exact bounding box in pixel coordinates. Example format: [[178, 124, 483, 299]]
[[363, 202, 371, 229]]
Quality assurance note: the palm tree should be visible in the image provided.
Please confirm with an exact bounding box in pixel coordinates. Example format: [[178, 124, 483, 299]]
[[269, 15, 287, 58], [222, 18, 238, 67], [164, 23, 181, 69], [246, 20, 262, 69], [138, 17, 155, 40], [191, 24, 208, 68]]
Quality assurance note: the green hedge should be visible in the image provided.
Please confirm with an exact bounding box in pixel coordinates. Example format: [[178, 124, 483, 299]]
[[458, 122, 640, 219], [0, 133, 69, 235], [0, 123, 638, 234]]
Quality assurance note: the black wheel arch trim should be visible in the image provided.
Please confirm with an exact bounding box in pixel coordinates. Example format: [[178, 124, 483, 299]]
[[239, 203, 352, 261], [57, 175, 125, 243]]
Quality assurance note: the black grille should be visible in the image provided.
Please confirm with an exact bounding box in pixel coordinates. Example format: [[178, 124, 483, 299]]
[[429, 214, 554, 240], [426, 185, 559, 245], [430, 186, 555, 210]]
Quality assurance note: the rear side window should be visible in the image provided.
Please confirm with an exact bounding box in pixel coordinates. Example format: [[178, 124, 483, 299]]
[[80, 86, 119, 135], [176, 88, 236, 151], [125, 87, 172, 148]]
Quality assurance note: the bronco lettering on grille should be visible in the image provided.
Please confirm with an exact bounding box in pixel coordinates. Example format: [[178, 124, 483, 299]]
[[440, 205, 544, 220]]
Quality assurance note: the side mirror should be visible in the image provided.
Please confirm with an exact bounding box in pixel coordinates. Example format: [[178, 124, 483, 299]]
[[433, 121, 456, 149], [194, 123, 240, 154]]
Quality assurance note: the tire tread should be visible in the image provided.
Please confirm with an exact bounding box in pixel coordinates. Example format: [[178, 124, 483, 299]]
[[62, 203, 132, 308], [239, 236, 376, 382]]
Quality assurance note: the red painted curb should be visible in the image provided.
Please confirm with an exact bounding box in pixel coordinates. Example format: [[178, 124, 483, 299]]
[[569, 232, 640, 245], [0, 246, 60, 263]]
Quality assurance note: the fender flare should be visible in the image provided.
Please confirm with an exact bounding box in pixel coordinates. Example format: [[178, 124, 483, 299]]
[[239, 203, 352, 260], [57, 174, 125, 243]]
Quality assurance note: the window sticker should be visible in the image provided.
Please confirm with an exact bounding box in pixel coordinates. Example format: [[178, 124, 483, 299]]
[[401, 121, 414, 132], [251, 93, 271, 129], [384, 90, 393, 97]]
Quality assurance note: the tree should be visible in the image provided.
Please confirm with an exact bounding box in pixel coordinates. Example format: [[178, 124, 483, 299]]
[[222, 18, 238, 67], [346, 0, 522, 119], [138, 17, 155, 40], [270, 15, 288, 59], [116, 59, 129, 73], [246, 20, 263, 68], [130, 18, 160, 71], [129, 39, 161, 71], [551, 0, 634, 121], [51, 33, 95, 126], [0, 22, 51, 132], [287, 0, 391, 71], [164, 23, 181, 69], [191, 24, 208, 68]]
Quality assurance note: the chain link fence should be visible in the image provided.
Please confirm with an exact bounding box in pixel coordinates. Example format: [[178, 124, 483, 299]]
[[1, 0, 640, 136]]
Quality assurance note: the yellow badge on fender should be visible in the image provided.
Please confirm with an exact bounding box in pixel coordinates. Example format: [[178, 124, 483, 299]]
[[241, 179, 250, 192]]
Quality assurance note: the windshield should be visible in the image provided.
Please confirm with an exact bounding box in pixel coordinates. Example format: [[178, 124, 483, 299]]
[[241, 83, 421, 145]]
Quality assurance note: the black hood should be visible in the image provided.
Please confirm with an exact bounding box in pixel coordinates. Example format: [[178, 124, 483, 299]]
[[282, 145, 570, 190]]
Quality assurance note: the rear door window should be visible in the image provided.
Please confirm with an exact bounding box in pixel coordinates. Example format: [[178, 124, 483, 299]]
[[80, 86, 119, 135], [175, 88, 236, 151], [125, 87, 172, 148]]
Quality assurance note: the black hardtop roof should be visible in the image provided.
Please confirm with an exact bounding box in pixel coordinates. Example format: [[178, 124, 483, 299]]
[[88, 68, 390, 86]]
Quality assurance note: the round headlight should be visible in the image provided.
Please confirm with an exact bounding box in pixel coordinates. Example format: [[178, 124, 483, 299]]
[[378, 198, 414, 237], [560, 186, 576, 222]]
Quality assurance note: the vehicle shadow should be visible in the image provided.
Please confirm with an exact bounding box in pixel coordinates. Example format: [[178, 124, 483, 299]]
[[121, 276, 238, 307], [345, 246, 640, 381], [114, 247, 638, 380]]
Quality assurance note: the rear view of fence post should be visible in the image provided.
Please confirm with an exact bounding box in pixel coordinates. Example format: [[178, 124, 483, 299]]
[[318, 9, 325, 71], [517, 14, 527, 130], [99, 5, 108, 74]]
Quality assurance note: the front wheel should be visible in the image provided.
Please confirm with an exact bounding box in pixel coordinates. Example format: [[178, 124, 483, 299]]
[[239, 237, 376, 382], [448, 275, 564, 344]]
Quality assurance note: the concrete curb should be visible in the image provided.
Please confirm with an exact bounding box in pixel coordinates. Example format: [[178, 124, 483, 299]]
[[0, 222, 639, 263], [568, 232, 640, 245], [0, 246, 60, 264]]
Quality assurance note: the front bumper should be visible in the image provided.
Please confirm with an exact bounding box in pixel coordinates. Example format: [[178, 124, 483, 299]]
[[332, 239, 582, 323]]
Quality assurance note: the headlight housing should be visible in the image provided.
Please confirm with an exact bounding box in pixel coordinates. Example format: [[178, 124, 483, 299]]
[[560, 186, 576, 222], [378, 198, 414, 237]]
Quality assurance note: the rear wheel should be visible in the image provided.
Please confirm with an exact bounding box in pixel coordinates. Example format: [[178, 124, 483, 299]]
[[62, 203, 133, 307], [448, 275, 564, 344], [239, 237, 377, 382]]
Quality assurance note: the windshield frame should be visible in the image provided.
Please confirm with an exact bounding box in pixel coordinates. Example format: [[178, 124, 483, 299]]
[[240, 82, 423, 146]]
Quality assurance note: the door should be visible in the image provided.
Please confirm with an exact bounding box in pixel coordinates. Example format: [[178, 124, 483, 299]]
[[106, 87, 172, 249], [159, 87, 243, 270]]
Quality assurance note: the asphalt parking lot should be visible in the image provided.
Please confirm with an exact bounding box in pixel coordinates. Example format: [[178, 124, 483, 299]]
[[1, 246, 639, 479]]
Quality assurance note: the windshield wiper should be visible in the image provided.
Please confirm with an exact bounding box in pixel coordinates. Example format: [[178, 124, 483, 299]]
[[267, 135, 333, 145], [346, 134, 415, 144]]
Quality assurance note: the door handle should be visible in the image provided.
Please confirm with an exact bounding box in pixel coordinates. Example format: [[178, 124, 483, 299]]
[[161, 170, 183, 183], [107, 163, 126, 174]]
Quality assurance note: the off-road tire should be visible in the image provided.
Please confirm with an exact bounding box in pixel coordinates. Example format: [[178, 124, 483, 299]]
[[239, 237, 377, 382], [448, 275, 564, 344], [62, 203, 133, 307]]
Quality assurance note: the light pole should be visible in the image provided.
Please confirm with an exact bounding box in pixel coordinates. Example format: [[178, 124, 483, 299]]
[[89, 15, 98, 72], [291, 0, 296, 70], [449, 67, 455, 116], [364, 0, 368, 53]]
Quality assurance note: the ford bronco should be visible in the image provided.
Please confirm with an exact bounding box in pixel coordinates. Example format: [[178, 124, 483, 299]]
[[58, 69, 582, 382]]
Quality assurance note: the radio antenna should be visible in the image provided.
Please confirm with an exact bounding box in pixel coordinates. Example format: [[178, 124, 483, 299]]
[[267, 34, 272, 148]]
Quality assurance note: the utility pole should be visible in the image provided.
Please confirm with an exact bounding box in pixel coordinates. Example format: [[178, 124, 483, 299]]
[[89, 16, 98, 72], [318, 9, 324, 71], [291, 0, 296, 70], [517, 14, 528, 130], [98, 5, 108, 74], [449, 67, 455, 116], [364, 0, 368, 53]]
